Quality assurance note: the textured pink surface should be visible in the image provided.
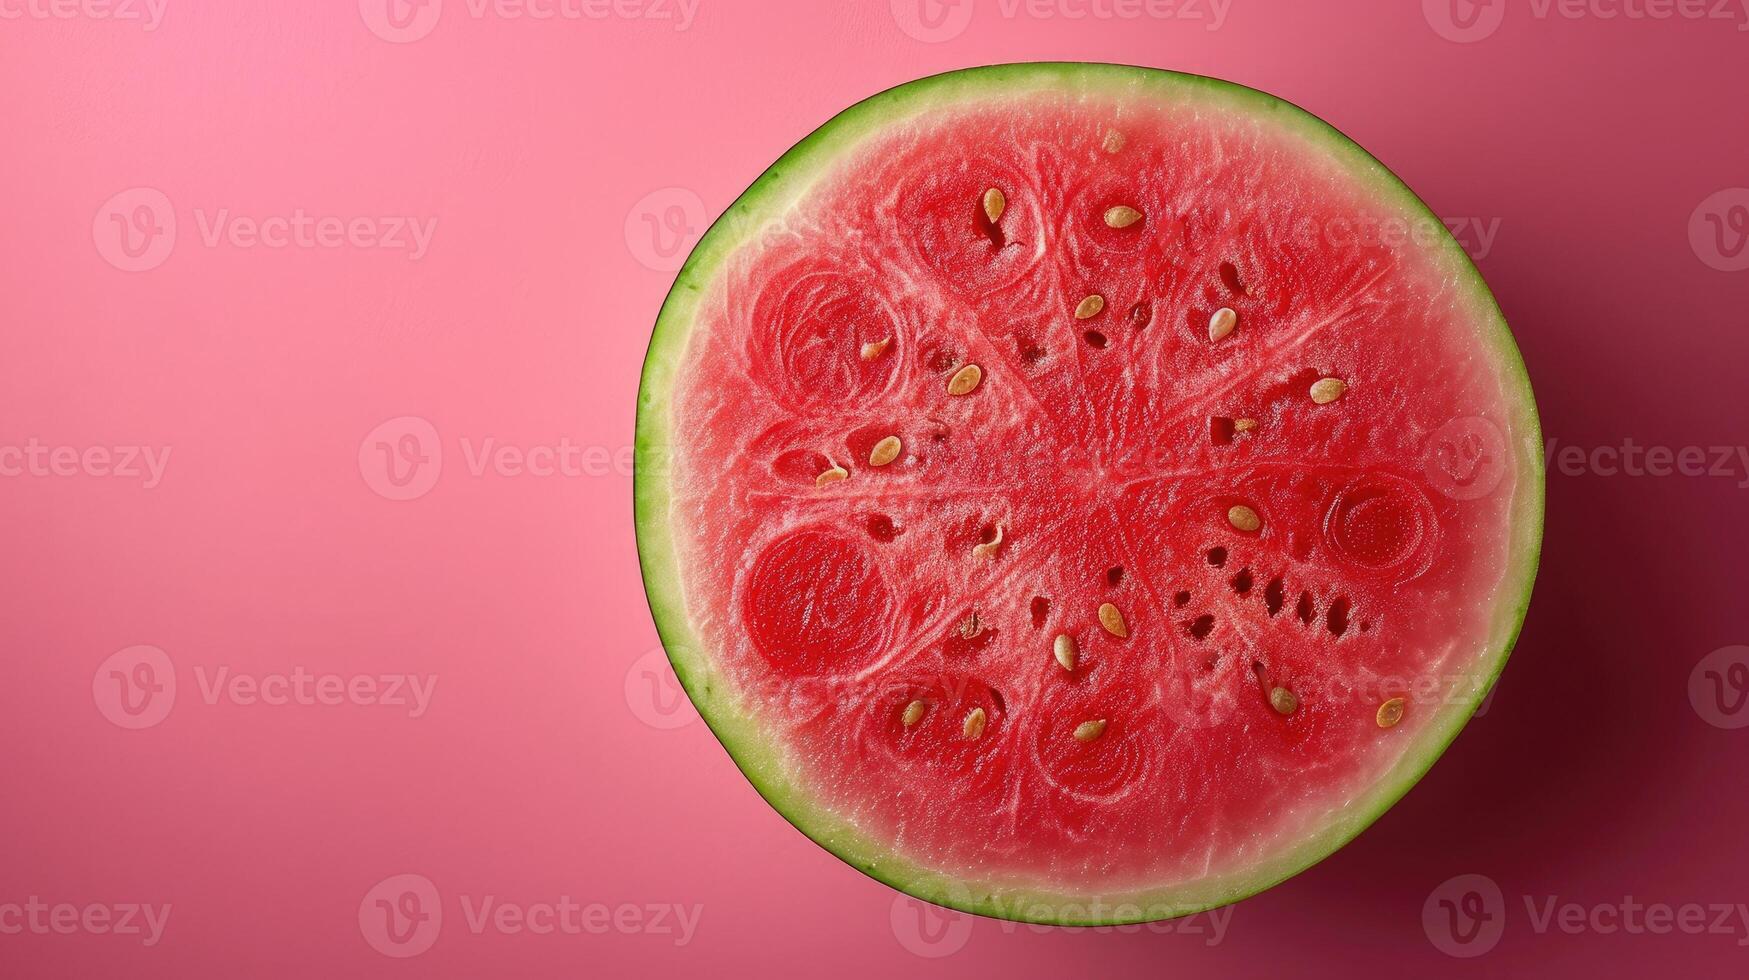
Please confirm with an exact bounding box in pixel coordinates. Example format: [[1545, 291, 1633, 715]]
[[2, 1, 1747, 976]]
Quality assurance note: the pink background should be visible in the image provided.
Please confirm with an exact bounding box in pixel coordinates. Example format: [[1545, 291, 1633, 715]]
[[4, 0, 1749, 975]]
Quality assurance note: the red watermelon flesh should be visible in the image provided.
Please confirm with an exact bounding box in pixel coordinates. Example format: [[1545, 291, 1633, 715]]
[[636, 65, 1542, 922]]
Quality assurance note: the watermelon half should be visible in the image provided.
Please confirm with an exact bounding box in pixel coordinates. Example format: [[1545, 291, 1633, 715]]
[[634, 63, 1542, 925]]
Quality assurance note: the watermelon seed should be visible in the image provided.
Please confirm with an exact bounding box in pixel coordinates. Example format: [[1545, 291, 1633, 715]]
[[1376, 698, 1406, 729], [902, 699, 927, 728], [860, 337, 891, 361], [963, 707, 988, 739], [959, 611, 983, 639], [1102, 130, 1126, 153], [1270, 687, 1298, 716], [1075, 295, 1106, 320], [1053, 634, 1077, 672], [1097, 603, 1128, 638], [1296, 591, 1316, 625], [1206, 547, 1227, 567], [1310, 377, 1348, 405], [982, 187, 1007, 225], [1208, 307, 1238, 342], [816, 463, 849, 487], [1264, 577, 1286, 617], [1326, 596, 1351, 637], [1227, 505, 1262, 534], [1128, 301, 1152, 330], [1186, 615, 1216, 641], [1073, 719, 1108, 743], [1230, 568, 1254, 595], [1104, 205, 1143, 229], [1083, 330, 1109, 349], [947, 363, 983, 396], [869, 436, 902, 467], [1233, 417, 1259, 434], [971, 524, 1004, 560]]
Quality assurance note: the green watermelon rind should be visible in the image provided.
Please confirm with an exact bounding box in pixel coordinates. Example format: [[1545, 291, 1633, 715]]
[[633, 62, 1543, 926]]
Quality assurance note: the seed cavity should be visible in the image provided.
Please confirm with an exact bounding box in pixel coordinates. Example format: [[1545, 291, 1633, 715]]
[[963, 707, 987, 739], [947, 363, 983, 396], [1376, 697, 1406, 729], [869, 436, 902, 467], [1310, 377, 1348, 405], [971, 524, 1004, 560], [1208, 307, 1238, 342], [1053, 633, 1077, 672], [1073, 719, 1108, 743], [860, 337, 890, 361], [1075, 295, 1106, 320], [1227, 505, 1262, 533], [1097, 602, 1128, 638], [1233, 417, 1259, 434], [1104, 205, 1143, 229], [1102, 130, 1126, 153], [982, 187, 1006, 225], [902, 699, 926, 728], [1269, 687, 1298, 716], [816, 463, 849, 486], [959, 610, 983, 640]]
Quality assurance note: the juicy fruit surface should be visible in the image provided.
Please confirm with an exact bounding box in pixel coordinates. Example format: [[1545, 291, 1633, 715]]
[[663, 84, 1529, 896]]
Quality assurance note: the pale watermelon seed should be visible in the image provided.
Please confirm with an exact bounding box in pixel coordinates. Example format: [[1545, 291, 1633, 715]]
[[1228, 505, 1262, 533], [1075, 295, 1106, 320], [959, 610, 983, 639], [1270, 687, 1298, 715], [1053, 633, 1077, 672], [869, 436, 902, 467], [1311, 377, 1348, 405], [1208, 307, 1238, 342], [963, 707, 988, 739], [1233, 418, 1259, 434], [816, 463, 849, 486], [971, 524, 1004, 560], [1104, 206, 1143, 229], [1073, 719, 1108, 743], [1102, 130, 1126, 153], [1376, 697, 1406, 729], [860, 337, 891, 361], [1098, 602, 1128, 638], [983, 187, 1006, 225], [902, 699, 926, 728], [947, 363, 983, 396]]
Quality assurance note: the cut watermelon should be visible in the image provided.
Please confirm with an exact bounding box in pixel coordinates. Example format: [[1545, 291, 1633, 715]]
[[635, 63, 1542, 924]]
